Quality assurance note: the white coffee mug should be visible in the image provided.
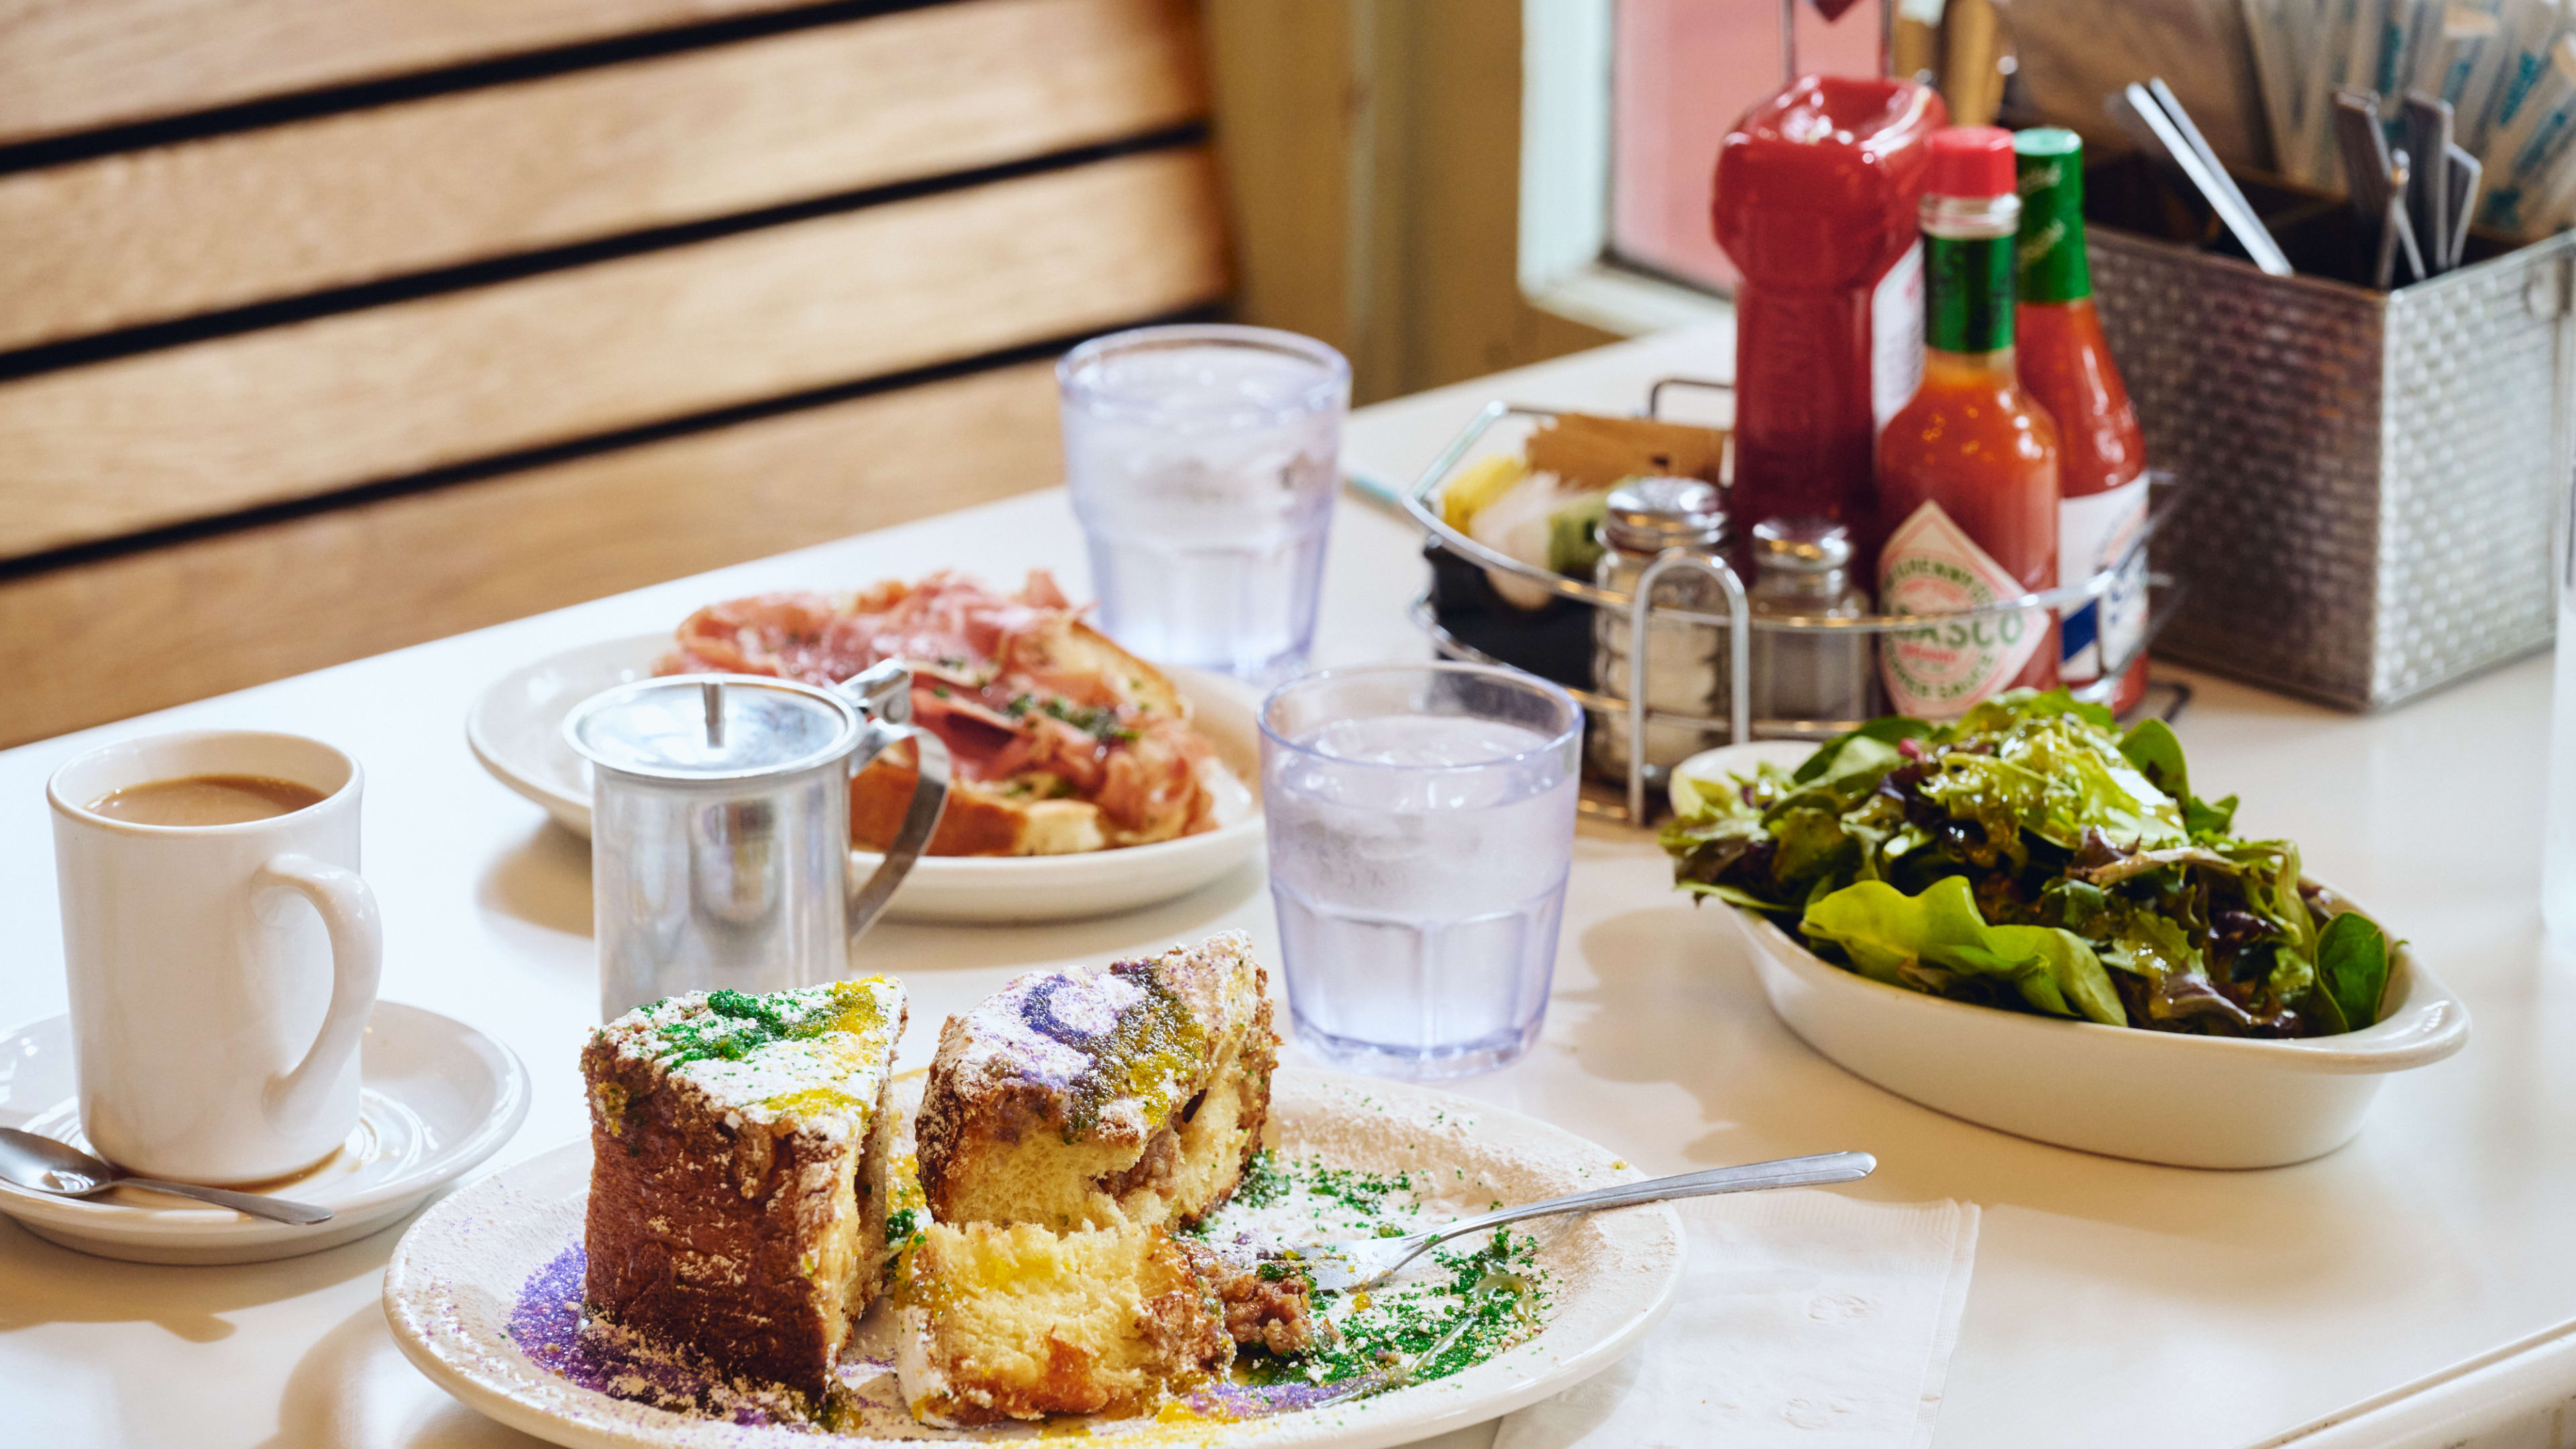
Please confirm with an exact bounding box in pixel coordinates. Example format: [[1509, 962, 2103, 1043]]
[[48, 731, 382, 1184]]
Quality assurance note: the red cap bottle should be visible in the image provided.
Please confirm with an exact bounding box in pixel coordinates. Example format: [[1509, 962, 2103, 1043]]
[[1925, 125, 2016, 199], [1711, 76, 1950, 557]]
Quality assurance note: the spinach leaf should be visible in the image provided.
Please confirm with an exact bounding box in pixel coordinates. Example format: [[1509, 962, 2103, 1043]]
[[2118, 717, 2189, 799], [2316, 912, 2392, 1030], [2184, 793, 2239, 839]]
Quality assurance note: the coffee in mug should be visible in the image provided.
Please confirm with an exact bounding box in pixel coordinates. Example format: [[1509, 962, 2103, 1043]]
[[48, 731, 382, 1185], [87, 773, 327, 826]]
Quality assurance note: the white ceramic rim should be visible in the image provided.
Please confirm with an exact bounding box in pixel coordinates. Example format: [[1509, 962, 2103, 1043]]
[[1672, 740, 2473, 1076], [382, 1073, 1684, 1449], [46, 729, 360, 837], [0, 1001, 531, 1239]]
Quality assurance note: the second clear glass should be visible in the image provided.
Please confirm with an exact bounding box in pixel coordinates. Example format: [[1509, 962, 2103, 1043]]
[[1259, 663, 1582, 1079], [1059, 324, 1350, 682]]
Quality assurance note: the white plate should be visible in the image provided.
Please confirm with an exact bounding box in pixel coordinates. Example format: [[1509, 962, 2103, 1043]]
[[383, 1072, 1684, 1448], [1674, 741, 2473, 1169], [466, 634, 1267, 924], [0, 1002, 529, 1263]]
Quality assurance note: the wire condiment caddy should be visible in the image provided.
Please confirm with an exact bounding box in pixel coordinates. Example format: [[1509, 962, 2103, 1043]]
[[1399, 377, 2186, 826]]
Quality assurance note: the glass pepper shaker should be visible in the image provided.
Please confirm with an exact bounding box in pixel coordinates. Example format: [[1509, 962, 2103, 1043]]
[[1590, 476, 1733, 783], [1748, 517, 1879, 733]]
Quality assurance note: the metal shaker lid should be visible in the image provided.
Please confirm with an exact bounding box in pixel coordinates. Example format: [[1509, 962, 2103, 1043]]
[[566, 674, 859, 783], [1603, 476, 1728, 552], [1752, 517, 1854, 572]]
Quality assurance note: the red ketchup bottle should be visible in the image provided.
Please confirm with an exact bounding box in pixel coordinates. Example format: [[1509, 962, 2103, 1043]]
[[1711, 76, 1949, 555]]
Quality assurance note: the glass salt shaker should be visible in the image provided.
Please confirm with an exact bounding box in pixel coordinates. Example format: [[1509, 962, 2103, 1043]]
[[1591, 476, 1733, 783], [1749, 517, 1878, 733]]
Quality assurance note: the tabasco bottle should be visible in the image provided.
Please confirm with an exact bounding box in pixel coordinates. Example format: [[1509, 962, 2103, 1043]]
[[2013, 127, 2151, 716], [1875, 126, 2061, 718]]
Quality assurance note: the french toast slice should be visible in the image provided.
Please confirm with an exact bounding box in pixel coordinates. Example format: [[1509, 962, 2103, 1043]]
[[580, 977, 906, 1399], [914, 932, 1275, 1232]]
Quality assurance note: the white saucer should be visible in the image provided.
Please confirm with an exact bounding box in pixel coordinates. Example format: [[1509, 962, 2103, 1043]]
[[466, 633, 1268, 923], [0, 1002, 529, 1265]]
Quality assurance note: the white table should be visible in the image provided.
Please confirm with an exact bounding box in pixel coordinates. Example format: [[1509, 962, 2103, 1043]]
[[3, 323, 2569, 1449]]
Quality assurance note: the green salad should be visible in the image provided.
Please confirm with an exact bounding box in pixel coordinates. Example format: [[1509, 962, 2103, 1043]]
[[1661, 689, 2394, 1038]]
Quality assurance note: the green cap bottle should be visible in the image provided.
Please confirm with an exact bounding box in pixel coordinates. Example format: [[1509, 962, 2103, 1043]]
[[2012, 127, 2090, 305]]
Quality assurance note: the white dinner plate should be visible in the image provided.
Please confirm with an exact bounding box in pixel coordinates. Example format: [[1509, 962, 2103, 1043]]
[[466, 634, 1267, 923], [383, 1072, 1684, 1449], [0, 1002, 529, 1264], [1671, 741, 2472, 1168]]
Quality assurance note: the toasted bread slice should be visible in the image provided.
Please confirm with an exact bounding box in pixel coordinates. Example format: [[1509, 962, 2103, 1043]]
[[851, 763, 1109, 858], [851, 616, 1198, 858]]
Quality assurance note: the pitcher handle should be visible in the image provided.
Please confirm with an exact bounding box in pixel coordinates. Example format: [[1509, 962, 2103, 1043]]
[[832, 661, 952, 938]]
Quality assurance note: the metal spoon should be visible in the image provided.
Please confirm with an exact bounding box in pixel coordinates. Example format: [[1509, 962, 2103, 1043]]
[[1232, 1150, 1874, 1292], [0, 1127, 333, 1225]]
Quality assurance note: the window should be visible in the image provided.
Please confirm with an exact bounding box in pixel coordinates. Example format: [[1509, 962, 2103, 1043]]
[[1523, 0, 1885, 331]]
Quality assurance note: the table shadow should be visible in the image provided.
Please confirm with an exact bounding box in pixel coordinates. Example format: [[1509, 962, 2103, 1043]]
[[259, 1301, 547, 1449], [0, 1208, 402, 1342], [1555, 902, 2464, 1314], [474, 823, 592, 938]]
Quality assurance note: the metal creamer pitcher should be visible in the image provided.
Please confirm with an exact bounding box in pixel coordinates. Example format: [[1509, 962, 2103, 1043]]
[[566, 661, 949, 1020]]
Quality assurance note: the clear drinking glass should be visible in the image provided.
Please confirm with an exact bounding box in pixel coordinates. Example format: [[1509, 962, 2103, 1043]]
[[1259, 663, 1583, 1079], [1059, 325, 1350, 681]]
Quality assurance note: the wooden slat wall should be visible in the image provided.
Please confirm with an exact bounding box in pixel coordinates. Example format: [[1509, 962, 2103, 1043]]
[[0, 0, 1229, 744], [0, 0, 1205, 348], [0, 363, 1062, 746], [1, 149, 1225, 559], [0, 0, 810, 144]]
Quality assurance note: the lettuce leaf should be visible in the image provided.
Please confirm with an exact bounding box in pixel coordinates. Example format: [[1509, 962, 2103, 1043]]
[[1794, 716, 1931, 784], [1947, 686, 2117, 739], [1801, 877, 2127, 1026]]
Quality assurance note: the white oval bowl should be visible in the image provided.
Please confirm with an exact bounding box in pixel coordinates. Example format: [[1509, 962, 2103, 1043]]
[[466, 635, 1264, 924], [1674, 741, 2472, 1169]]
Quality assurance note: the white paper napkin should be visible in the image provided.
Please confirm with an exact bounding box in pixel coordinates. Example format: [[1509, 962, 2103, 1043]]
[[1493, 1192, 1980, 1449]]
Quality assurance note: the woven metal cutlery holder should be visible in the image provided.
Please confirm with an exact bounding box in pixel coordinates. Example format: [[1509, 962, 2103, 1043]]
[[2087, 223, 2574, 710]]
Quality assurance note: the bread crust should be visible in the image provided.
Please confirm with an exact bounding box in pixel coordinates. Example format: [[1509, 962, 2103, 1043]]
[[580, 982, 906, 1399]]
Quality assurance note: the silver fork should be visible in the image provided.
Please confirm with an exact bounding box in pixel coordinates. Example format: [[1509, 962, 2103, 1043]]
[[1241, 1150, 1875, 1293]]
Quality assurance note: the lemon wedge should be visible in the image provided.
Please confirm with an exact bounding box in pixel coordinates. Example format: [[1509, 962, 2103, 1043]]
[[1440, 454, 1532, 533]]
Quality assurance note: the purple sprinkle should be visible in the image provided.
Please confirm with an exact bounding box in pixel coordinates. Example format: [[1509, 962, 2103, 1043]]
[[504, 1238, 787, 1426]]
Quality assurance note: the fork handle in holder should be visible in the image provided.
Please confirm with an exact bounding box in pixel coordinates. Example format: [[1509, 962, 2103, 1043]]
[[1421, 1150, 1876, 1249]]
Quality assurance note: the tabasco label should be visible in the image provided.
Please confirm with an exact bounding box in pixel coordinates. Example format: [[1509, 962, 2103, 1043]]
[[1878, 500, 2049, 716]]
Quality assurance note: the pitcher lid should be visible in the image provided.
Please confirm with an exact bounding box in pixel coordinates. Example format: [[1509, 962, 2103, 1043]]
[[566, 675, 860, 783]]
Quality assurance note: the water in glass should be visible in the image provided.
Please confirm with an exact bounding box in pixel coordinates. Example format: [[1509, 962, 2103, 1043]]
[[1264, 697, 1580, 1079], [1061, 327, 1347, 681]]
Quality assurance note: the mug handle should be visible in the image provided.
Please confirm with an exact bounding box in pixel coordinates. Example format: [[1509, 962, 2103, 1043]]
[[256, 854, 384, 1126], [833, 662, 953, 938]]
